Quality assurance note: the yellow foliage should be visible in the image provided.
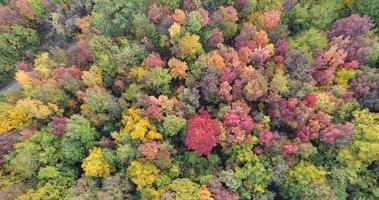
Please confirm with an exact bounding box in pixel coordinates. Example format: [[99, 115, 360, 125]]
[[81, 147, 111, 177], [169, 23, 181, 38], [75, 15, 95, 41], [334, 68, 356, 88], [315, 92, 338, 114], [198, 185, 214, 200], [288, 161, 327, 184], [122, 107, 162, 142], [178, 33, 204, 59], [340, 110, 379, 164], [82, 65, 104, 87], [16, 184, 61, 200], [128, 66, 146, 82], [33, 53, 56, 78], [15, 71, 39, 88], [0, 99, 62, 133], [127, 160, 160, 190], [265, 43, 275, 56]]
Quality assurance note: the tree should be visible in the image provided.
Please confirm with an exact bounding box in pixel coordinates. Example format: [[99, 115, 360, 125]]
[[185, 110, 220, 156], [81, 147, 111, 177], [144, 68, 172, 95], [121, 107, 163, 142], [0, 25, 39, 85], [61, 115, 99, 164], [178, 33, 204, 60], [91, 0, 149, 36], [289, 28, 328, 59]]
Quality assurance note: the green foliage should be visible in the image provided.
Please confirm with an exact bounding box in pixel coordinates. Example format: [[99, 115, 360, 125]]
[[62, 115, 99, 164], [27, 0, 46, 17], [4, 129, 62, 182], [187, 11, 205, 34], [222, 22, 238, 39], [289, 28, 328, 59], [350, 110, 379, 163], [0, 1, 378, 199], [38, 166, 59, 180], [285, 0, 342, 34], [92, 0, 149, 36], [163, 115, 186, 136], [270, 73, 289, 94], [222, 144, 274, 199], [144, 68, 172, 95], [181, 152, 221, 182], [159, 0, 181, 11], [89, 35, 120, 85], [117, 42, 148, 69], [0, 25, 39, 85], [254, 0, 283, 11], [354, 0, 379, 28], [282, 161, 334, 199], [168, 178, 200, 200]]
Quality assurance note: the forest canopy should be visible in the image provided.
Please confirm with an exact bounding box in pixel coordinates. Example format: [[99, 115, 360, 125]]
[[0, 0, 378, 199]]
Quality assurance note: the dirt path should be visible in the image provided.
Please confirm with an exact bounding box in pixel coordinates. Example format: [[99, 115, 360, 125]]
[[0, 80, 21, 94]]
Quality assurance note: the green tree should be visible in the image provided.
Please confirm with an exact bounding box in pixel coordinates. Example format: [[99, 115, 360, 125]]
[[0, 25, 40, 85], [62, 115, 99, 164], [91, 0, 149, 36]]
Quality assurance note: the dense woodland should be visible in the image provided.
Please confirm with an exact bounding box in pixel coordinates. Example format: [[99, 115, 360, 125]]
[[0, 0, 378, 199]]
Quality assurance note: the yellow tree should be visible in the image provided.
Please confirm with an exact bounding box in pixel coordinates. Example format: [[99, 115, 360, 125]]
[[81, 147, 111, 177]]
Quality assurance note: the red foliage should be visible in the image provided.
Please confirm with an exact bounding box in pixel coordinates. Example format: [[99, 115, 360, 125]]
[[219, 68, 237, 84], [219, 46, 242, 68], [209, 28, 224, 48], [20, 128, 36, 140], [112, 79, 125, 95], [259, 130, 275, 146], [198, 8, 210, 25], [297, 126, 311, 142], [144, 53, 165, 68], [15, 0, 34, 19], [343, 60, 359, 69], [268, 97, 312, 129], [234, 23, 256, 50], [16, 61, 32, 72], [0, 6, 20, 27], [262, 10, 281, 29], [148, 4, 170, 24], [321, 123, 354, 147], [208, 180, 240, 200], [185, 110, 220, 155], [237, 0, 249, 9], [70, 41, 94, 68], [224, 109, 254, 133], [50, 116, 69, 136], [282, 144, 297, 157], [55, 66, 82, 80], [275, 39, 289, 56], [327, 14, 373, 39], [251, 47, 270, 67], [311, 51, 336, 84], [303, 94, 317, 108]]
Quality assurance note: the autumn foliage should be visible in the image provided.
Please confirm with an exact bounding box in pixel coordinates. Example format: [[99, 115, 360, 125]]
[[0, 0, 378, 199]]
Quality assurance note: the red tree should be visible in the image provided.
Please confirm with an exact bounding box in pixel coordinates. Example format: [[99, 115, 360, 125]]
[[185, 110, 220, 155]]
